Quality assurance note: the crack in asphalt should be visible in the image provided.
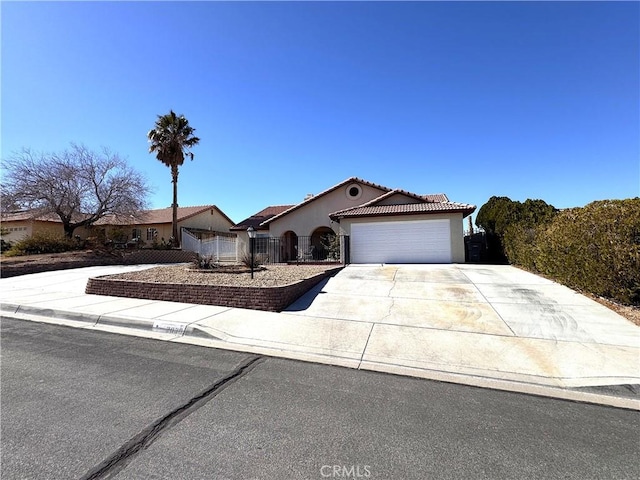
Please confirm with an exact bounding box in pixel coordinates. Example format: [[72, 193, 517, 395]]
[[80, 355, 265, 480]]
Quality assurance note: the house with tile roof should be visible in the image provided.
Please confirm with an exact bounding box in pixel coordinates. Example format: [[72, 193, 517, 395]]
[[230, 205, 295, 234], [0, 210, 91, 243], [232, 177, 475, 264], [95, 205, 235, 246], [2, 205, 235, 249]]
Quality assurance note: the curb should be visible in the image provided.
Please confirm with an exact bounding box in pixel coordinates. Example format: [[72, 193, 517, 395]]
[[2, 303, 638, 411]]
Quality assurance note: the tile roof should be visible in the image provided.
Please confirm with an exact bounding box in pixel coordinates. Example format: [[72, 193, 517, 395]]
[[423, 193, 449, 203], [330, 201, 476, 220], [1, 210, 75, 223], [95, 205, 234, 226], [351, 189, 426, 208], [260, 177, 392, 226], [228, 177, 474, 230], [230, 205, 295, 231], [2, 205, 235, 227]]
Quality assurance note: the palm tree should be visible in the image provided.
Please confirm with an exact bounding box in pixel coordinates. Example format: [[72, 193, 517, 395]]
[[147, 110, 200, 247]]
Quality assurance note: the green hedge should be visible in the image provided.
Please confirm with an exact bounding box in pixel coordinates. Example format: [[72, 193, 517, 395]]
[[477, 196, 557, 264], [503, 199, 640, 306], [5, 232, 84, 256]]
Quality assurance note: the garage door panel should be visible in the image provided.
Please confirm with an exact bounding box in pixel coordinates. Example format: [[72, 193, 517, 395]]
[[351, 220, 451, 264]]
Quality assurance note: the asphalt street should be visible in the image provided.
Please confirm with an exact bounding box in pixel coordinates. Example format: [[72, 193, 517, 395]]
[[2, 317, 639, 480]]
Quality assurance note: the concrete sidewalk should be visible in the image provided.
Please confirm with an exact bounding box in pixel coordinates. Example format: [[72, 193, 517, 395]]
[[1, 264, 638, 410]]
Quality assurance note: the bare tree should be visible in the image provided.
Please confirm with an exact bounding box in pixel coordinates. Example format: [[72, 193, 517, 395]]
[[2, 144, 151, 238]]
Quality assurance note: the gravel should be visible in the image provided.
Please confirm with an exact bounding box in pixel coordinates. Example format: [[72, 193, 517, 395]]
[[102, 264, 341, 288]]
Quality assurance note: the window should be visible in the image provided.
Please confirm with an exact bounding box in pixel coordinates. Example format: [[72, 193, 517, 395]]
[[146, 228, 158, 241], [255, 233, 270, 254], [132, 228, 142, 240], [345, 183, 362, 200]]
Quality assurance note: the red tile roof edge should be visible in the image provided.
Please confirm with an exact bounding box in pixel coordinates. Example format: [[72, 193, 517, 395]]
[[230, 205, 295, 231], [329, 202, 476, 220]]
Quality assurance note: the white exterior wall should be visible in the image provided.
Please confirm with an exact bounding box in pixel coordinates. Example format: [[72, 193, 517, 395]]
[[337, 213, 466, 263], [2, 220, 90, 242], [108, 209, 235, 244], [2, 221, 34, 242]]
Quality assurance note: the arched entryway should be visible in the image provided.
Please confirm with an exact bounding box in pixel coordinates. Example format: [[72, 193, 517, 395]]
[[280, 231, 298, 262], [310, 226, 337, 261]]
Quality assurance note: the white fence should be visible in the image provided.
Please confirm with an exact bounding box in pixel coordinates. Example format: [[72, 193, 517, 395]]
[[181, 228, 238, 262]]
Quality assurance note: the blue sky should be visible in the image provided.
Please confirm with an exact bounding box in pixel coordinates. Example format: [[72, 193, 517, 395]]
[[2, 1, 638, 225]]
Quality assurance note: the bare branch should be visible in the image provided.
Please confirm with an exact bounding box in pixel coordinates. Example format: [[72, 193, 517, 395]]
[[1, 144, 152, 237]]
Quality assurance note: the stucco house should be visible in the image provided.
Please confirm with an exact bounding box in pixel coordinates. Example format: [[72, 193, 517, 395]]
[[231, 177, 475, 264], [0, 210, 90, 243], [2, 205, 234, 248], [95, 205, 235, 246]]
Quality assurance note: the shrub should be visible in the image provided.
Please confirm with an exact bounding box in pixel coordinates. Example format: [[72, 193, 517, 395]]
[[478, 196, 639, 306], [0, 227, 11, 253], [476, 196, 519, 236], [241, 251, 266, 269], [320, 233, 340, 261], [194, 254, 219, 270], [1, 238, 12, 253], [477, 196, 557, 264], [150, 237, 173, 250], [534, 199, 640, 305], [6, 232, 84, 256]]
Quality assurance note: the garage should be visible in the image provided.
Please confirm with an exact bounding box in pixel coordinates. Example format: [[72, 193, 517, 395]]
[[350, 219, 452, 264]]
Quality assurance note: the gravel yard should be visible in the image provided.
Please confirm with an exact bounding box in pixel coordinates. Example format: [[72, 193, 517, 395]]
[[103, 264, 340, 287]]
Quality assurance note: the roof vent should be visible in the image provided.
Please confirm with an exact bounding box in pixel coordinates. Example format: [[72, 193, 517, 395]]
[[345, 183, 362, 200], [304, 193, 314, 201]]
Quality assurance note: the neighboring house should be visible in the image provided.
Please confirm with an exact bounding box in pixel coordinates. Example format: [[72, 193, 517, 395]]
[[95, 205, 235, 246], [231, 177, 476, 264], [0, 210, 90, 243], [1, 205, 235, 251]]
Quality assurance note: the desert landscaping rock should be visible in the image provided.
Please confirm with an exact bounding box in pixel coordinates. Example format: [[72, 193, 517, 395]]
[[103, 264, 338, 288]]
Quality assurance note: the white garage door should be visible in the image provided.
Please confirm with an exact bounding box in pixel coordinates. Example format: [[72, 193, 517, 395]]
[[351, 219, 451, 264]]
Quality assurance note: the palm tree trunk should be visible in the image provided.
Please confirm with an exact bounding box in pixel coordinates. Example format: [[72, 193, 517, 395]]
[[171, 165, 180, 248]]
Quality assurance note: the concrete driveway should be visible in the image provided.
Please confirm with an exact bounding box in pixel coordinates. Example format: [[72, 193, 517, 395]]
[[286, 264, 640, 388], [1, 263, 638, 407]]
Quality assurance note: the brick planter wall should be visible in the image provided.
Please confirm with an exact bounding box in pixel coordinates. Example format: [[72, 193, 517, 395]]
[[85, 267, 342, 312]]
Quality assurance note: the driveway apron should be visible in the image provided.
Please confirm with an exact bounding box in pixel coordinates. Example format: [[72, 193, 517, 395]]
[[286, 264, 640, 388]]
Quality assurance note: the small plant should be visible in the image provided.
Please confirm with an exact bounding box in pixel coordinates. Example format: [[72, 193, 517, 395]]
[[151, 237, 173, 250], [241, 251, 265, 269], [193, 254, 219, 270]]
